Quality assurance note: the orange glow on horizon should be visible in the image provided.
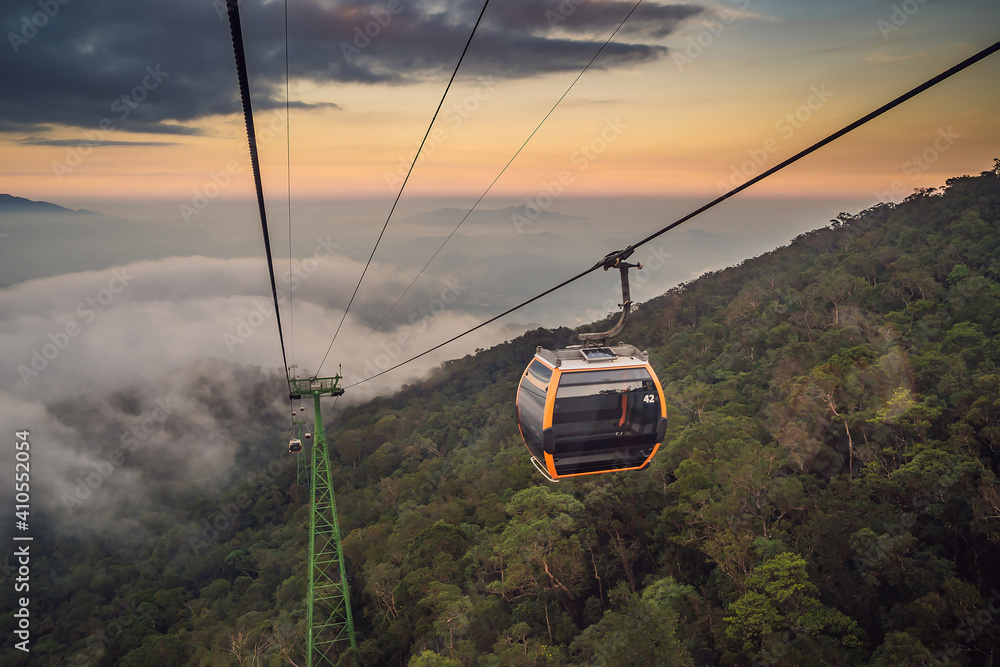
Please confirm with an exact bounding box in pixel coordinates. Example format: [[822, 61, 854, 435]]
[[3, 36, 997, 204]]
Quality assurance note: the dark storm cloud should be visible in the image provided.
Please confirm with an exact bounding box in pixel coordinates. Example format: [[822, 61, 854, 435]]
[[1, 0, 240, 134], [485, 0, 703, 39], [1, 0, 702, 135], [20, 137, 179, 147], [460, 31, 667, 78]]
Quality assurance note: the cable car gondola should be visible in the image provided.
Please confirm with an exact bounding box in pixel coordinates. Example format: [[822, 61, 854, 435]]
[[515, 254, 667, 481], [289, 438, 302, 453]]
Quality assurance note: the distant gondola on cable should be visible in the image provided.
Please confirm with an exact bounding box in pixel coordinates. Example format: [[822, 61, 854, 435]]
[[516, 253, 667, 481], [289, 404, 307, 452]]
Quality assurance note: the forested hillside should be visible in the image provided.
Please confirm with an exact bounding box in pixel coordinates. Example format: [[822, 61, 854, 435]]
[[4, 163, 1000, 666]]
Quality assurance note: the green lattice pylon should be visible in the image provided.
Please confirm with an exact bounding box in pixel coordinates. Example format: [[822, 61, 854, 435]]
[[296, 440, 309, 487], [289, 376, 356, 665]]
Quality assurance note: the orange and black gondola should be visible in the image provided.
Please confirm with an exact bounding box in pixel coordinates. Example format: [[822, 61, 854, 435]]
[[515, 254, 667, 481], [516, 344, 666, 481]]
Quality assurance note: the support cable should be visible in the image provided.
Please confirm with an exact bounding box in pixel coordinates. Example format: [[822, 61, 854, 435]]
[[315, 0, 493, 376], [285, 0, 294, 381], [616, 40, 1000, 263], [348, 0, 647, 361], [226, 0, 292, 387], [343, 40, 1000, 389]]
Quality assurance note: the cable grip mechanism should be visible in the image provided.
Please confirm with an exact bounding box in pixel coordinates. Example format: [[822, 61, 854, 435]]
[[579, 251, 643, 346]]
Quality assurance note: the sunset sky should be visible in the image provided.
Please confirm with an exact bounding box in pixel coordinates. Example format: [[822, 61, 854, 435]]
[[1, 0, 998, 207], [1, 0, 999, 519], [2, 0, 999, 400]]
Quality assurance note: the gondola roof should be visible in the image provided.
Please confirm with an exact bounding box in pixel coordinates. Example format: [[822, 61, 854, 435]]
[[533, 343, 648, 370]]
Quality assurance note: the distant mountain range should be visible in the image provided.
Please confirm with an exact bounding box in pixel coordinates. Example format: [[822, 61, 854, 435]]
[[0, 194, 211, 287], [406, 205, 588, 226], [0, 194, 83, 214]]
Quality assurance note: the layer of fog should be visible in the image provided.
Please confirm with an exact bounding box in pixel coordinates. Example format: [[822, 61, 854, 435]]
[[0, 194, 870, 535]]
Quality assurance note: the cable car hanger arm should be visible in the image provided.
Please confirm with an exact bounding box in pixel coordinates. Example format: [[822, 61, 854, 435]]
[[344, 40, 1000, 390], [578, 256, 643, 346]]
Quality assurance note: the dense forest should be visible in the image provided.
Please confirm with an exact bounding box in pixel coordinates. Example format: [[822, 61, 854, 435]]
[[3, 163, 1000, 666]]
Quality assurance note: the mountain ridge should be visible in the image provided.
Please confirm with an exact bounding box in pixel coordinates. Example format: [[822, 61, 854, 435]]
[[4, 165, 1000, 666], [0, 193, 83, 214]]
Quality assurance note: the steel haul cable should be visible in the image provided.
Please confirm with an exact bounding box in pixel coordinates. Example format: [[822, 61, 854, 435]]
[[284, 0, 294, 381], [226, 0, 292, 395], [315, 0, 493, 377], [343, 40, 1000, 389], [348, 0, 648, 362]]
